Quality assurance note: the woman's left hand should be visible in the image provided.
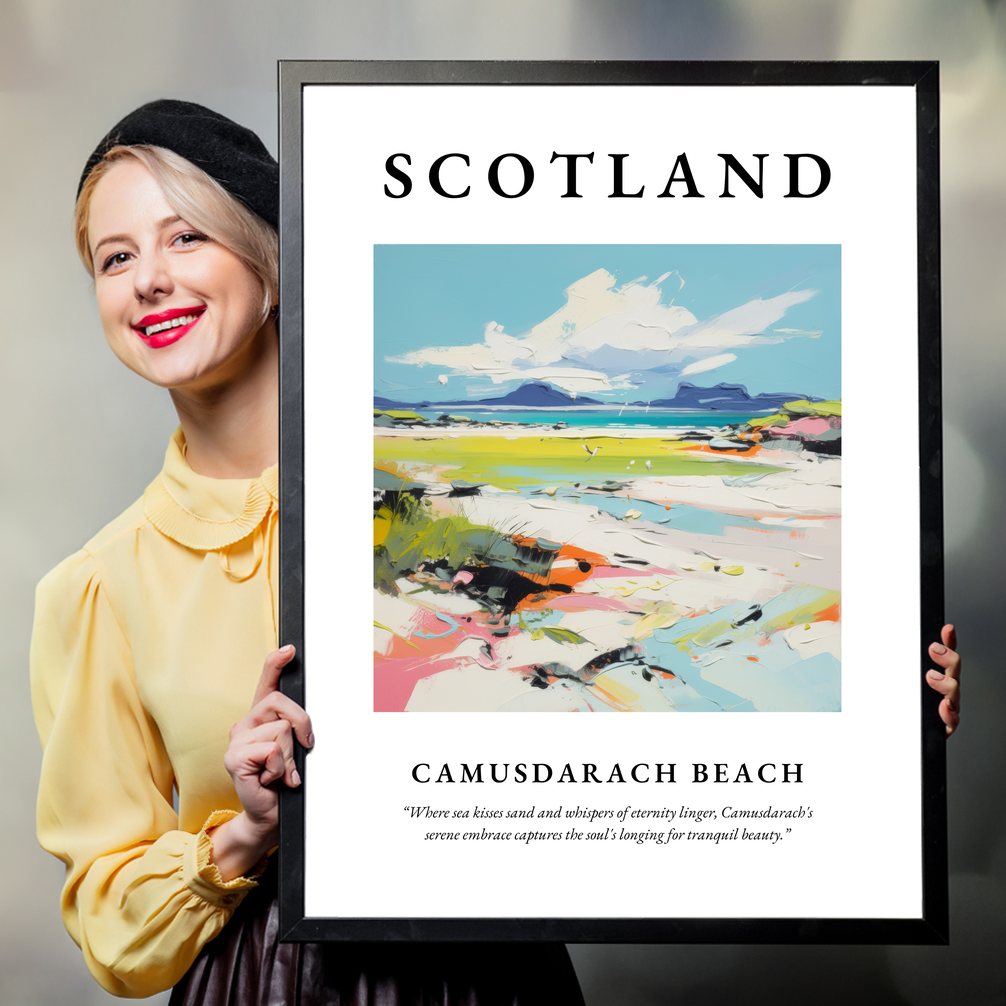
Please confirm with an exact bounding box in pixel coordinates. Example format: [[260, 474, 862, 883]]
[[926, 624, 961, 737]]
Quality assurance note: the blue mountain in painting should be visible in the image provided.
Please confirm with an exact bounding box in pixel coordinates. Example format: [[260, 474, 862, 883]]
[[375, 380, 602, 409], [482, 380, 602, 406], [375, 381, 819, 411], [637, 383, 821, 411]]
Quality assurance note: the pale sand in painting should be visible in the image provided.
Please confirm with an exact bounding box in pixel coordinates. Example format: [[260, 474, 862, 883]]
[[373, 411, 840, 713]]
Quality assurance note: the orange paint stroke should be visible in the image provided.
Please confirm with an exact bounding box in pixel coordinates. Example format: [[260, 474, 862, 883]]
[[679, 442, 762, 458], [504, 535, 611, 610]]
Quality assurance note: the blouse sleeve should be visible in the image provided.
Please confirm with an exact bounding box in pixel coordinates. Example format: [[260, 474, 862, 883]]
[[31, 549, 262, 998]]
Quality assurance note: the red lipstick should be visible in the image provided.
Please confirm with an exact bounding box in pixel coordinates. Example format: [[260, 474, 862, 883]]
[[132, 306, 205, 349]]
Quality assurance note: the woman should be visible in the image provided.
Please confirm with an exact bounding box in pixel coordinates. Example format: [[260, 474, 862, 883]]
[[31, 99, 586, 1003], [32, 99, 962, 1002]]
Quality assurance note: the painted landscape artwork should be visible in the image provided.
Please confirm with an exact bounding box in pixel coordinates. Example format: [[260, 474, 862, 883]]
[[373, 245, 840, 713]]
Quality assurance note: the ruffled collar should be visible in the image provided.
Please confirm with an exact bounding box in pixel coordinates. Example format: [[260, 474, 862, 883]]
[[143, 428, 278, 551]]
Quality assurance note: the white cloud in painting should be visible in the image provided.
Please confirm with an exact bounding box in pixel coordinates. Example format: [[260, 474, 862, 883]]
[[386, 268, 818, 397], [680, 353, 737, 377]]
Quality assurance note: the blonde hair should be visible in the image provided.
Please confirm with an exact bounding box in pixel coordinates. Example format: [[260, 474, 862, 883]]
[[75, 145, 278, 323]]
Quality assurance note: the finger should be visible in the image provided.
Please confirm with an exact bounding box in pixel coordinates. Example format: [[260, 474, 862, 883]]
[[926, 670, 961, 738], [232, 719, 294, 772], [939, 697, 960, 737], [252, 645, 296, 707], [224, 739, 287, 786], [941, 624, 957, 653], [258, 742, 287, 787], [245, 690, 314, 749], [926, 669, 959, 706], [928, 641, 961, 681], [230, 695, 313, 752], [233, 720, 301, 788]]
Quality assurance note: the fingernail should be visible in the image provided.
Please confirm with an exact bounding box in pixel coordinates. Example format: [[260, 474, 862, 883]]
[[280, 644, 295, 654], [307, 732, 315, 748], [931, 643, 947, 655], [292, 768, 301, 787], [927, 669, 944, 680]]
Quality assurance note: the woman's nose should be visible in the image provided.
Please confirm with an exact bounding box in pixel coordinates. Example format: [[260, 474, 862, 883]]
[[133, 249, 173, 302]]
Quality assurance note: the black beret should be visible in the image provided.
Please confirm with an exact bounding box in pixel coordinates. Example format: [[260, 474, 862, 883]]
[[78, 99, 278, 228]]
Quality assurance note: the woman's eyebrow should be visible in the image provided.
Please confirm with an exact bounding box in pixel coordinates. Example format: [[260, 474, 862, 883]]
[[92, 232, 133, 256], [92, 216, 185, 257]]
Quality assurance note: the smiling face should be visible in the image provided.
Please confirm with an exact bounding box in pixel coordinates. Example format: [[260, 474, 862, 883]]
[[87, 158, 272, 392]]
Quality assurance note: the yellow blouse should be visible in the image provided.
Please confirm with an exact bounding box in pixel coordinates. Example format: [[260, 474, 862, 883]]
[[31, 428, 279, 998]]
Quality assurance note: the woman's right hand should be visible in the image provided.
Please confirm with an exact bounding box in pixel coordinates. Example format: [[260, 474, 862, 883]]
[[209, 645, 314, 881]]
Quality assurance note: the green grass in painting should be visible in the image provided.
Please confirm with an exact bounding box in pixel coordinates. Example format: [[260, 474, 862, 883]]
[[374, 435, 785, 488], [376, 495, 500, 593], [745, 399, 842, 429], [374, 409, 429, 422], [375, 494, 558, 596]]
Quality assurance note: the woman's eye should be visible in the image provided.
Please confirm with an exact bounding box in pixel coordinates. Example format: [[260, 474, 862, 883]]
[[101, 251, 132, 273], [173, 231, 208, 248]]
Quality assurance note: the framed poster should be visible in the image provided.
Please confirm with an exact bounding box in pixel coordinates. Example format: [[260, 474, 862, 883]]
[[277, 61, 945, 943]]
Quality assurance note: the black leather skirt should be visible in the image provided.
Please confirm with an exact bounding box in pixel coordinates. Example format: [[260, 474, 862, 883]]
[[169, 869, 585, 1006]]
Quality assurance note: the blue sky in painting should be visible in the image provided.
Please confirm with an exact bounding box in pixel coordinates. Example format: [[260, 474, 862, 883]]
[[374, 245, 840, 403]]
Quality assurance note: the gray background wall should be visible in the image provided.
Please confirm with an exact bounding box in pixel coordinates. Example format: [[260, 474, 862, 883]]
[[1, 1, 1003, 1003]]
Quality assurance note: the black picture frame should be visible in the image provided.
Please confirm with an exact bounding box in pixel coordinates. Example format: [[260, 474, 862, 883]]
[[277, 60, 945, 944]]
